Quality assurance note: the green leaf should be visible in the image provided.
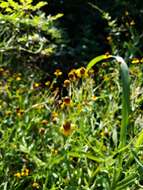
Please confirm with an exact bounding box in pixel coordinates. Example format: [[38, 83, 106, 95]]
[[0, 2, 9, 8], [116, 173, 138, 190], [115, 56, 130, 148], [34, 2, 47, 10], [7, 0, 19, 10], [68, 151, 104, 163], [87, 54, 112, 70], [87, 55, 130, 149], [135, 129, 143, 147]]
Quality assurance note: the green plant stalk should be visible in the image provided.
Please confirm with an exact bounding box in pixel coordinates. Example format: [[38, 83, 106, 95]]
[[87, 55, 130, 148], [88, 2, 104, 14], [117, 56, 130, 148], [87, 54, 130, 187]]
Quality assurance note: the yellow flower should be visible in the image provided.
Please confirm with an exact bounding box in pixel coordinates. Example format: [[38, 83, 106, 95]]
[[51, 112, 58, 123], [68, 69, 77, 81], [11, 143, 17, 149], [75, 67, 88, 78], [63, 79, 70, 88], [106, 36, 112, 43], [104, 52, 111, 58], [63, 96, 71, 106], [0, 67, 4, 75], [24, 168, 29, 176], [54, 69, 62, 77], [104, 75, 110, 81], [87, 68, 94, 77], [21, 168, 30, 176], [14, 172, 21, 178], [16, 108, 24, 117], [61, 97, 72, 109], [51, 148, 58, 155], [21, 171, 25, 176], [5, 110, 12, 115], [51, 111, 58, 118], [35, 104, 44, 110], [16, 76, 21, 81], [60, 121, 75, 136], [125, 11, 129, 16], [3, 70, 10, 76], [0, 67, 4, 72], [130, 20, 135, 26], [131, 58, 140, 64], [32, 182, 40, 189], [33, 82, 40, 88], [141, 58, 143, 63], [40, 119, 48, 125], [92, 95, 97, 101], [39, 127, 46, 135], [45, 81, 50, 86]]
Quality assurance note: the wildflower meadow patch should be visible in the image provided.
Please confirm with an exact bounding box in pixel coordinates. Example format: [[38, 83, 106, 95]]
[[0, 57, 143, 189], [0, 1, 143, 189]]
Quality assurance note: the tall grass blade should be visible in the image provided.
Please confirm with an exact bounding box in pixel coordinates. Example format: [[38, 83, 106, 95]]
[[87, 54, 112, 71], [87, 55, 130, 149], [114, 56, 130, 148]]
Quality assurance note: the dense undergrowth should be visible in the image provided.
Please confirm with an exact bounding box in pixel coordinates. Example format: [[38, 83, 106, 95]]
[[0, 58, 142, 189], [0, 0, 143, 190]]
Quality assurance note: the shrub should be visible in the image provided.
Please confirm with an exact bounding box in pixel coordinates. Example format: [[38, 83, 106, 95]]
[[0, 0, 63, 65]]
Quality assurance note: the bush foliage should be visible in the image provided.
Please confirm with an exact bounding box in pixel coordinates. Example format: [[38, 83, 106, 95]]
[[0, 0, 64, 66]]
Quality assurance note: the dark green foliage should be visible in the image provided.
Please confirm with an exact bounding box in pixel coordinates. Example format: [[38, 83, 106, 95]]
[[41, 0, 143, 65]]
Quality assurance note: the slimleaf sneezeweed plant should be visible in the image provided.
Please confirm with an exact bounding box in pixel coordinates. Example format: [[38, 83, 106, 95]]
[[0, 54, 142, 190]]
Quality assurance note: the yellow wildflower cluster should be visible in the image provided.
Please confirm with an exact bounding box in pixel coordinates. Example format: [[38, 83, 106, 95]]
[[32, 182, 40, 189], [131, 58, 143, 64], [14, 168, 29, 178], [68, 67, 88, 81]]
